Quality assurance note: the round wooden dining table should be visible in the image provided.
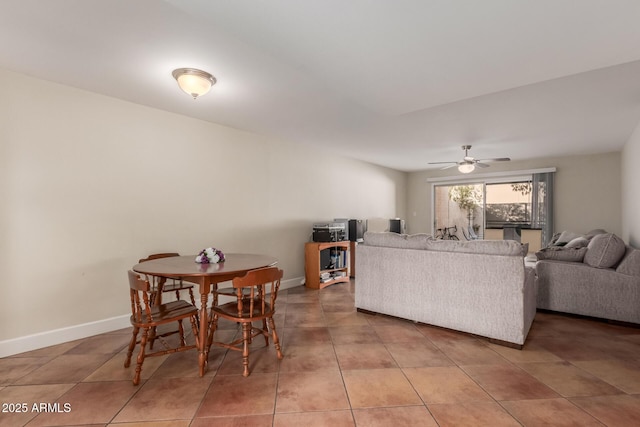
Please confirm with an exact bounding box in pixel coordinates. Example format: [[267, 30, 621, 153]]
[[132, 253, 278, 376]]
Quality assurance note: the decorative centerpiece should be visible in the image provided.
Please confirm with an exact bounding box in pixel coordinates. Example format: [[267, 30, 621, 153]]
[[195, 247, 225, 264]]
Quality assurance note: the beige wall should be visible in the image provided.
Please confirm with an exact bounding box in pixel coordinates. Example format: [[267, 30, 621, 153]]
[[407, 152, 622, 237], [0, 68, 407, 341], [622, 120, 640, 247]]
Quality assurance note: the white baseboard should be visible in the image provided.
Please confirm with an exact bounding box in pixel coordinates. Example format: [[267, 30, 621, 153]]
[[0, 315, 131, 358], [0, 276, 305, 358]]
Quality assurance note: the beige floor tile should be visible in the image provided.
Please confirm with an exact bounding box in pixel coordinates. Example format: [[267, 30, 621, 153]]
[[64, 333, 132, 355], [0, 384, 75, 427], [487, 341, 563, 364], [403, 366, 492, 404], [109, 421, 191, 427], [352, 406, 437, 427], [501, 398, 606, 426], [334, 343, 397, 370], [113, 377, 213, 423], [415, 323, 476, 343], [435, 339, 509, 366], [572, 359, 640, 394], [428, 401, 522, 427], [84, 349, 167, 383], [571, 394, 640, 426], [278, 344, 339, 372], [274, 410, 354, 427], [462, 364, 559, 400], [15, 354, 112, 385], [519, 361, 625, 397], [281, 327, 332, 346], [276, 370, 350, 413], [197, 373, 277, 417], [323, 311, 370, 326], [284, 311, 326, 328], [0, 357, 53, 386], [192, 414, 273, 426], [385, 341, 454, 368], [27, 381, 137, 426], [329, 325, 382, 345], [342, 368, 422, 408], [373, 323, 428, 343]]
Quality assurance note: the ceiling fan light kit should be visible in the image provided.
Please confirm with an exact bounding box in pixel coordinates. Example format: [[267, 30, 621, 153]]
[[429, 145, 511, 173], [458, 162, 475, 174], [172, 68, 216, 99]]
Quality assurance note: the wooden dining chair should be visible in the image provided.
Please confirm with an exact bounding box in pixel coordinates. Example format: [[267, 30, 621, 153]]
[[138, 253, 197, 307], [207, 267, 284, 377], [125, 270, 200, 385]]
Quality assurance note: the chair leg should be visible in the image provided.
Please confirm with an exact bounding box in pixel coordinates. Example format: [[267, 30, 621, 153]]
[[262, 319, 269, 346], [242, 322, 251, 377], [124, 326, 139, 368], [178, 319, 186, 347], [268, 317, 283, 360], [189, 314, 200, 349], [149, 326, 157, 350], [134, 328, 150, 386], [207, 313, 219, 354]]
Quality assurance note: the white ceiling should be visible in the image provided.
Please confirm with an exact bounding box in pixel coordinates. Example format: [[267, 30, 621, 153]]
[[2, 0, 640, 171]]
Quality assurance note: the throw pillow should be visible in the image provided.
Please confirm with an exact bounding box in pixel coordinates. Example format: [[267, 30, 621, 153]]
[[565, 237, 589, 249], [585, 229, 608, 240], [583, 233, 626, 268], [616, 248, 640, 277], [554, 230, 582, 246], [535, 247, 588, 262]]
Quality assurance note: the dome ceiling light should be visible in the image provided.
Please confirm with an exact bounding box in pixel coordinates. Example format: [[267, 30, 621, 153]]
[[172, 68, 216, 99]]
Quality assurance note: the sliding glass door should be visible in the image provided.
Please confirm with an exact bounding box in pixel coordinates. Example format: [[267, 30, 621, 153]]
[[433, 183, 484, 240], [432, 172, 553, 249]]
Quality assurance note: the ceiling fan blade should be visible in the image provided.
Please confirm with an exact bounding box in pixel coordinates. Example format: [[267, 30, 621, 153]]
[[475, 162, 490, 168], [478, 157, 511, 162], [428, 161, 457, 165], [440, 164, 459, 170]]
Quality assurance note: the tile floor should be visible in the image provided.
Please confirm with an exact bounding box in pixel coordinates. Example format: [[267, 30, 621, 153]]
[[1, 281, 640, 426]]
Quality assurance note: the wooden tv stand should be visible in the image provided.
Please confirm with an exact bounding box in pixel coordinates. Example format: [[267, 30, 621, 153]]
[[304, 241, 350, 289]]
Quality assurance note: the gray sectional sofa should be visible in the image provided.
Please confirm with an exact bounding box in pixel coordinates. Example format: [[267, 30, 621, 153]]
[[355, 232, 536, 347], [535, 231, 640, 324]]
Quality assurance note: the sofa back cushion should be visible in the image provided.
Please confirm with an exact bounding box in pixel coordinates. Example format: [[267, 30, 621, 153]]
[[583, 233, 626, 268], [616, 247, 640, 277], [363, 232, 432, 249], [424, 239, 525, 256]]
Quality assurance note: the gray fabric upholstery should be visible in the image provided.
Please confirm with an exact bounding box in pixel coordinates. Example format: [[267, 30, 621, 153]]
[[356, 233, 536, 346], [535, 247, 588, 262], [424, 238, 525, 256], [583, 233, 626, 268], [363, 232, 433, 249], [616, 248, 640, 278], [565, 237, 589, 248], [536, 259, 640, 324]]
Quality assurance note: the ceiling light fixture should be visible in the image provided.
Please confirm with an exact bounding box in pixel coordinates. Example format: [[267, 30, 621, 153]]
[[458, 162, 475, 174], [172, 68, 216, 99]]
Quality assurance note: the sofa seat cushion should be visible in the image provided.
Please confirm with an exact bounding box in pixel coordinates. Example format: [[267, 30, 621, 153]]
[[584, 233, 626, 268]]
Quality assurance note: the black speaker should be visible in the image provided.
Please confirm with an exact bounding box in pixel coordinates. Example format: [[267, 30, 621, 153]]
[[389, 218, 405, 234], [348, 219, 365, 242]]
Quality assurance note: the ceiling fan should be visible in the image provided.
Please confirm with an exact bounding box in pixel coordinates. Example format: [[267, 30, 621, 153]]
[[428, 145, 510, 173]]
